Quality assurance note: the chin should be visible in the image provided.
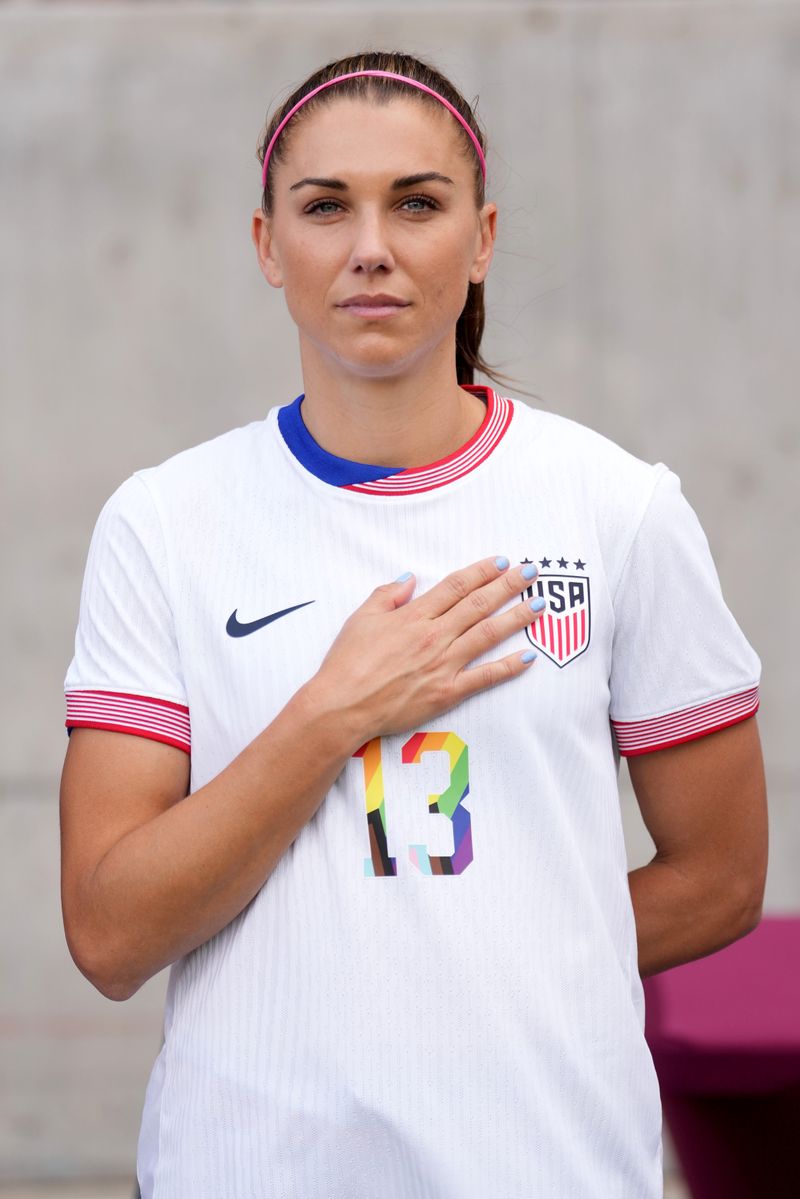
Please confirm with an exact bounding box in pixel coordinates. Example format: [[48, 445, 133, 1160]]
[[339, 357, 419, 380], [329, 335, 443, 379]]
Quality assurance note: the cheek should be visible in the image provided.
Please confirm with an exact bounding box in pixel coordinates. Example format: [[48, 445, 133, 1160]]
[[425, 249, 471, 313], [281, 239, 337, 315], [282, 224, 340, 274], [417, 227, 475, 298]]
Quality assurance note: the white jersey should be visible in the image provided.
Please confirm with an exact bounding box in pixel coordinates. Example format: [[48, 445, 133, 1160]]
[[64, 387, 760, 1198]]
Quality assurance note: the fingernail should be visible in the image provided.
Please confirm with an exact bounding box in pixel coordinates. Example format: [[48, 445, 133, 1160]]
[[521, 562, 538, 580], [521, 650, 538, 663], [530, 597, 546, 612], [395, 571, 413, 583], [495, 556, 510, 570]]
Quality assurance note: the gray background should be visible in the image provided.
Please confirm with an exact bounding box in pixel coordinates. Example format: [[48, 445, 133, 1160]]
[[1, 0, 797, 1185]]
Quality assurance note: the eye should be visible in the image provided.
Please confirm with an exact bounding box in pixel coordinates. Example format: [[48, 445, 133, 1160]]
[[399, 193, 439, 213], [304, 198, 344, 216]]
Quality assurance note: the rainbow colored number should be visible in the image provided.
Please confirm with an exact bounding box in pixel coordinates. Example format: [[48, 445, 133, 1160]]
[[353, 732, 472, 877], [353, 736, 397, 877]]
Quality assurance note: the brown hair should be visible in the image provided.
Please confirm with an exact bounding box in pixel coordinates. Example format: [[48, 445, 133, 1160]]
[[256, 50, 506, 388]]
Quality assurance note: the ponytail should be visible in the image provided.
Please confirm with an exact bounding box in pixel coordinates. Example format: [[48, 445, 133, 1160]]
[[456, 282, 486, 386]]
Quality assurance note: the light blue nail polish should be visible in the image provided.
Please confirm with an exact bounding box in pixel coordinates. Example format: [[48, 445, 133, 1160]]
[[395, 571, 413, 583], [495, 556, 510, 570], [530, 597, 546, 612], [521, 650, 537, 663], [521, 562, 539, 580]]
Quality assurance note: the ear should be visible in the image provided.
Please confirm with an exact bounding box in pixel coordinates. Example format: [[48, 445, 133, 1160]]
[[251, 209, 284, 289], [469, 202, 497, 285]]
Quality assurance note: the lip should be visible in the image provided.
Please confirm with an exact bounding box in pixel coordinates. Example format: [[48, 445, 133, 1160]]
[[337, 294, 411, 318]]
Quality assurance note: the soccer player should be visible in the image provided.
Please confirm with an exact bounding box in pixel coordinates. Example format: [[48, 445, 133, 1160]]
[[59, 50, 767, 1198]]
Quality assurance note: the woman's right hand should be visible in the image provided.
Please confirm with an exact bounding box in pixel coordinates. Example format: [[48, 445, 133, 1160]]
[[308, 556, 546, 744]]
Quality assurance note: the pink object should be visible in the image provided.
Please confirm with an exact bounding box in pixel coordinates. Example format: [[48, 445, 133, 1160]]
[[644, 916, 800, 1093], [644, 916, 800, 1198], [261, 70, 487, 189]]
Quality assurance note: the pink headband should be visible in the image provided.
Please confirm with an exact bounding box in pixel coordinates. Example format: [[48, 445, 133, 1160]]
[[261, 70, 487, 190]]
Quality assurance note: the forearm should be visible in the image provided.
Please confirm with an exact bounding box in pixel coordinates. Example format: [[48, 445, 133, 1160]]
[[627, 856, 762, 979], [85, 681, 363, 1000]]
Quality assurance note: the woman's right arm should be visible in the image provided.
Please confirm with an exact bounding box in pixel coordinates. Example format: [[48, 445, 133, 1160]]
[[61, 557, 543, 1001], [61, 683, 362, 1002]]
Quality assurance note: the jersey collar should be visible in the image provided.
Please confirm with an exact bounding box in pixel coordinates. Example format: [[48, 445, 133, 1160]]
[[277, 385, 513, 496]]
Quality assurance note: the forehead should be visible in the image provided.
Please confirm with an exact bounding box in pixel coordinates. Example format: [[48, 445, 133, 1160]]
[[274, 95, 474, 184]]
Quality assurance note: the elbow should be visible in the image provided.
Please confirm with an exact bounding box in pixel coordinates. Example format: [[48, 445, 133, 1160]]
[[737, 852, 768, 939], [74, 951, 138, 1003], [83, 957, 142, 1003], [63, 922, 140, 1003], [736, 893, 764, 940], [86, 975, 137, 1003], [88, 968, 140, 1003], [720, 874, 766, 949]]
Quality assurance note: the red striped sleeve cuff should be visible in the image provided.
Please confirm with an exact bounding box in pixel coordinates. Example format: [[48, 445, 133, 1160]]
[[65, 690, 191, 755], [611, 685, 759, 757]]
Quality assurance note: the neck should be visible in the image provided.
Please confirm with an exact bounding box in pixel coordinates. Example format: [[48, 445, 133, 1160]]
[[295, 339, 487, 468]]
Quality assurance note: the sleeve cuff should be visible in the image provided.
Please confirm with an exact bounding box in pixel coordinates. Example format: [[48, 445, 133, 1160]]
[[611, 685, 759, 757], [65, 690, 191, 755]]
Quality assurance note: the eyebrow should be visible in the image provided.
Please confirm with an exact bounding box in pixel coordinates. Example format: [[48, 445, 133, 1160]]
[[288, 171, 455, 192]]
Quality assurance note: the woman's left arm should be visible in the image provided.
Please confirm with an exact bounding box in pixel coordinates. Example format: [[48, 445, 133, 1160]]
[[626, 715, 768, 978]]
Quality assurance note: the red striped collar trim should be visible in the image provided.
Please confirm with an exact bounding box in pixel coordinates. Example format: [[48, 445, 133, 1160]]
[[342, 386, 513, 496]]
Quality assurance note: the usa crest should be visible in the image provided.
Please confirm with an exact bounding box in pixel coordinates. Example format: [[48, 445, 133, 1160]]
[[521, 557, 591, 668]]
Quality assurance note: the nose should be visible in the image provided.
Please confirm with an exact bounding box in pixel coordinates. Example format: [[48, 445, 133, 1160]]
[[348, 209, 396, 274]]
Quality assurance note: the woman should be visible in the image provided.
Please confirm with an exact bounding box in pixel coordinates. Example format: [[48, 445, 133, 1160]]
[[60, 50, 767, 1198]]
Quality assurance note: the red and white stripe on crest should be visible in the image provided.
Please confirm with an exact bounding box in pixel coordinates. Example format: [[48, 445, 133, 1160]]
[[528, 604, 589, 666]]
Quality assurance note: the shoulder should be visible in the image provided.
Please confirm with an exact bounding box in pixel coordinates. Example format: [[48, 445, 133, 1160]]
[[508, 397, 656, 475], [506, 395, 668, 512], [138, 417, 269, 494], [502, 397, 686, 594], [82, 417, 275, 566], [99, 416, 273, 526]]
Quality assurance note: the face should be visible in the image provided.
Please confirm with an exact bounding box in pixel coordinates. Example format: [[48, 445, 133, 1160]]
[[251, 96, 497, 380]]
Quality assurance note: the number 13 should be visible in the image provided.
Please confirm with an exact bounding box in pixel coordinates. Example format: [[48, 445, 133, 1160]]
[[353, 732, 472, 877]]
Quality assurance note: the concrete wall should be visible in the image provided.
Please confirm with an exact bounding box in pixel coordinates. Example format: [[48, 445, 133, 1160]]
[[2, 0, 797, 1181]]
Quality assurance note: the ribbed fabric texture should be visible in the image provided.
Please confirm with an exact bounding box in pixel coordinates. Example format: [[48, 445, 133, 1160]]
[[63, 395, 760, 1198]]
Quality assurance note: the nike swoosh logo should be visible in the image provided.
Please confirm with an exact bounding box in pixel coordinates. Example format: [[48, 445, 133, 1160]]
[[226, 600, 315, 638]]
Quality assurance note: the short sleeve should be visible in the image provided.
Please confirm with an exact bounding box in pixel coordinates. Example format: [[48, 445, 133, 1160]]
[[609, 468, 760, 756], [63, 473, 191, 754]]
